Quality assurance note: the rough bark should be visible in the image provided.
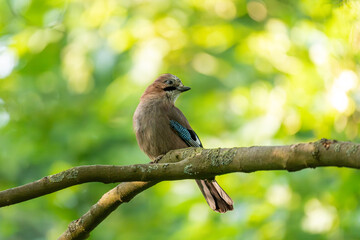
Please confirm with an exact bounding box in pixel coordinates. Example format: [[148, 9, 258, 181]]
[[1, 139, 359, 208]]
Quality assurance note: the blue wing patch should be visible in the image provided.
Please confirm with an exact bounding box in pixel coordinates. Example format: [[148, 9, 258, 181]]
[[170, 120, 202, 147]]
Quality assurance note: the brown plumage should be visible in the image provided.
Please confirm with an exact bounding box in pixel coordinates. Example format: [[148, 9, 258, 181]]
[[133, 73, 233, 213]]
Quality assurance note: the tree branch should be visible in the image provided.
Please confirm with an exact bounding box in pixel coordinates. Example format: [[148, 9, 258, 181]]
[[57, 181, 158, 240], [1, 139, 359, 239], [56, 139, 360, 240], [1, 139, 359, 208]]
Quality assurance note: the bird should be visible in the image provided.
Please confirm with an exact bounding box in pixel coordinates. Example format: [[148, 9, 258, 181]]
[[133, 73, 233, 213]]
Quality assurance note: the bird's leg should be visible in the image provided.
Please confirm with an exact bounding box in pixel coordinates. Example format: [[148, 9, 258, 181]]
[[151, 154, 164, 164]]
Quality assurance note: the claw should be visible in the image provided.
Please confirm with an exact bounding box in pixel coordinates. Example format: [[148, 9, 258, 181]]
[[151, 154, 164, 164]]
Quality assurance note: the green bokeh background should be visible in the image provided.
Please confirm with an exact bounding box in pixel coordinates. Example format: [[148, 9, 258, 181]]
[[1, 0, 360, 239]]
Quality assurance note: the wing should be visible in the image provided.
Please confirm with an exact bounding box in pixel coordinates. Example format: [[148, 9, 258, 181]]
[[170, 120, 203, 148]]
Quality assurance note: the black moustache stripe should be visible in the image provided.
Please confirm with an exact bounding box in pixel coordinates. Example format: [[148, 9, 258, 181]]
[[164, 86, 177, 91]]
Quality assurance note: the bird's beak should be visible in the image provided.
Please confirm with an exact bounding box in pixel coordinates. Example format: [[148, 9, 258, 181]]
[[177, 86, 191, 92]]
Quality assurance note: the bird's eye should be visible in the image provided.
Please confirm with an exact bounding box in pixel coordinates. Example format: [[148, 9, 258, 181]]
[[165, 80, 173, 85]]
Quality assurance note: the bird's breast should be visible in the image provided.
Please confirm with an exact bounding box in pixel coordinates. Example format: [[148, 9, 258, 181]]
[[133, 101, 187, 159]]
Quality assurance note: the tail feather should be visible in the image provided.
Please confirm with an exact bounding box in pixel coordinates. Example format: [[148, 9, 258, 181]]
[[196, 179, 233, 213]]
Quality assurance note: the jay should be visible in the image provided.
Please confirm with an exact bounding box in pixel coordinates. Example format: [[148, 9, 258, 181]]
[[133, 73, 233, 213]]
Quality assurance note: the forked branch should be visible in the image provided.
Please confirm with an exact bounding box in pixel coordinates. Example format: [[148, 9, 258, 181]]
[[0, 139, 359, 239]]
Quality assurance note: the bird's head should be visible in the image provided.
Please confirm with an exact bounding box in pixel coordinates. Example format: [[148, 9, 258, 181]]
[[142, 74, 191, 103]]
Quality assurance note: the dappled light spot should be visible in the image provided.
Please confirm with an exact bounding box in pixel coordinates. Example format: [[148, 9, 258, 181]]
[[28, 30, 48, 53], [172, 181, 197, 198], [0, 47, 17, 79], [61, 31, 99, 93], [43, 9, 64, 27], [129, 18, 155, 40], [268, 87, 287, 116], [247, 0, 267, 22], [192, 25, 235, 52], [328, 70, 358, 113], [192, 53, 219, 76], [80, 0, 116, 28], [302, 199, 337, 234], [155, 17, 181, 38], [155, 17, 187, 50], [188, 203, 209, 223], [169, 181, 198, 205], [309, 43, 329, 65], [236, 83, 289, 144], [334, 70, 358, 92], [329, 91, 348, 113], [107, 29, 133, 53], [214, 0, 237, 20], [130, 38, 169, 84], [350, 23, 360, 52], [27, 29, 63, 53], [266, 184, 292, 206], [230, 92, 249, 116], [247, 20, 302, 74], [0, 99, 10, 128], [284, 110, 301, 135], [62, 44, 94, 93], [240, 114, 282, 144], [334, 115, 347, 133]]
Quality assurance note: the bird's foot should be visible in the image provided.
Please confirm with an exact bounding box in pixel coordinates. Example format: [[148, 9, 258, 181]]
[[151, 154, 164, 164]]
